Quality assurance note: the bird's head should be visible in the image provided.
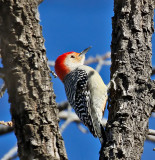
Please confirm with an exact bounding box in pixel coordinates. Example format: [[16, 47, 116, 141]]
[[55, 47, 91, 81]]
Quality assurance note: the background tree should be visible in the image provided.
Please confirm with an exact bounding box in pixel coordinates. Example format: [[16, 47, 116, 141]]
[[0, 0, 155, 160]]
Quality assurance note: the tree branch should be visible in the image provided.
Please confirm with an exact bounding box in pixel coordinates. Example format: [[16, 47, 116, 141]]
[[1, 145, 17, 160], [0, 125, 13, 135], [48, 52, 111, 67], [0, 83, 7, 98], [84, 52, 111, 65], [146, 135, 155, 143], [148, 129, 155, 136], [59, 110, 155, 142], [0, 121, 13, 126], [57, 101, 70, 112]]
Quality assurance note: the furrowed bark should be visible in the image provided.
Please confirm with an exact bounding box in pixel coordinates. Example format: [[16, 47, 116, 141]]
[[100, 0, 155, 159], [0, 0, 67, 159]]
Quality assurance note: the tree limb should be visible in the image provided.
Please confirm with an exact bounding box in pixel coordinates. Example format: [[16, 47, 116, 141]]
[[0, 125, 13, 135], [57, 101, 70, 112], [84, 52, 111, 65], [48, 52, 111, 67], [148, 129, 155, 136], [0, 121, 13, 126], [1, 145, 17, 160], [0, 83, 7, 98], [59, 110, 155, 142]]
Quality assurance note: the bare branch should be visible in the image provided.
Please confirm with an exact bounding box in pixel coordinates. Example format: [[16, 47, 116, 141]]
[[51, 71, 57, 78], [59, 110, 107, 127], [146, 135, 155, 143], [59, 111, 79, 122], [0, 83, 6, 98], [48, 52, 111, 67], [84, 52, 111, 65], [77, 124, 88, 134], [0, 125, 13, 135], [57, 101, 70, 112], [8, 154, 18, 160], [96, 60, 111, 72], [152, 112, 155, 117], [59, 106, 72, 133], [60, 118, 73, 133], [148, 129, 155, 136], [0, 121, 13, 127], [48, 61, 55, 67], [1, 145, 17, 160], [59, 110, 155, 142]]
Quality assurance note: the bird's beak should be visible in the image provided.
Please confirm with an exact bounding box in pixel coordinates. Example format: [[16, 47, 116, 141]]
[[79, 46, 92, 56]]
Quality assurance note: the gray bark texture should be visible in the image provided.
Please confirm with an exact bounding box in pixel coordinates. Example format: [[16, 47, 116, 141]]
[[100, 0, 155, 159], [0, 0, 67, 160]]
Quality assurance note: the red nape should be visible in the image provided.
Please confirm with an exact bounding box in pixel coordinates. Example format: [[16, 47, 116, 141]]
[[55, 52, 74, 81]]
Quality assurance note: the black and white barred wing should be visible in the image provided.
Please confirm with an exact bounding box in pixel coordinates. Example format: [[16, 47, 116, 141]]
[[63, 68, 97, 137]]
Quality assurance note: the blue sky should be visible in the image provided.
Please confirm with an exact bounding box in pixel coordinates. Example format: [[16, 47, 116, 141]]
[[0, 0, 155, 159]]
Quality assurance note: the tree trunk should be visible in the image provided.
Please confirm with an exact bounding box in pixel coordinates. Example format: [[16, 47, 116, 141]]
[[100, 0, 155, 159], [0, 0, 67, 159]]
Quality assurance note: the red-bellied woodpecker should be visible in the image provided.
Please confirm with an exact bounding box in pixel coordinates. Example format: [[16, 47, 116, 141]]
[[55, 47, 108, 143]]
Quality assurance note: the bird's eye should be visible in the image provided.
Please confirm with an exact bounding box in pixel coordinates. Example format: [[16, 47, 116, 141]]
[[70, 55, 75, 58]]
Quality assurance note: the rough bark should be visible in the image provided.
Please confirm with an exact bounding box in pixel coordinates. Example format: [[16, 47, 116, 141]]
[[100, 0, 155, 159], [0, 0, 67, 160]]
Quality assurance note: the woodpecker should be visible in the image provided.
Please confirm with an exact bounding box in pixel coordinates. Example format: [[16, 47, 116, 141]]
[[55, 47, 108, 143]]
